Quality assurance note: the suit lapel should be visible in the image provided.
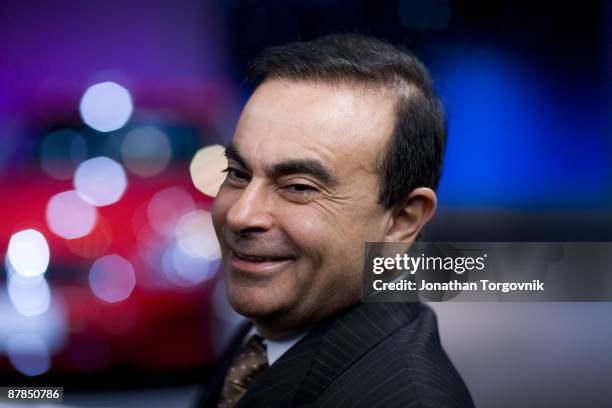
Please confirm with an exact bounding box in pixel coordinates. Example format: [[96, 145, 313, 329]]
[[235, 301, 421, 406], [294, 301, 421, 405]]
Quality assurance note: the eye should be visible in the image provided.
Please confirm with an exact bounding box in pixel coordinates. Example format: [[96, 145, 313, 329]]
[[222, 167, 250, 183], [284, 184, 318, 193], [279, 183, 320, 203]]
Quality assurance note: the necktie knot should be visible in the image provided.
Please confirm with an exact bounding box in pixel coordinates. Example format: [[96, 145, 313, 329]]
[[218, 334, 268, 407]]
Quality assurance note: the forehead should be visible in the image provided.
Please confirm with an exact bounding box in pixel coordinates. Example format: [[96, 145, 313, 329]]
[[232, 79, 396, 176]]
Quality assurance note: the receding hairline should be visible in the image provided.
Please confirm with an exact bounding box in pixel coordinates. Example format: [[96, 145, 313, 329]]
[[249, 76, 426, 186], [254, 73, 423, 103], [258, 73, 425, 159]]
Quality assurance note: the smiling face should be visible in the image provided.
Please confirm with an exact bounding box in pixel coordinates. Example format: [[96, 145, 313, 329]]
[[211, 79, 397, 337]]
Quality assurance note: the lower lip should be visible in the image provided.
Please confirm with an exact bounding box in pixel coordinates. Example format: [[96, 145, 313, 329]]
[[229, 252, 295, 273]]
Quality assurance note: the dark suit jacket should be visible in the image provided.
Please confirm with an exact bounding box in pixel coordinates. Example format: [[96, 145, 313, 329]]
[[197, 302, 474, 407]]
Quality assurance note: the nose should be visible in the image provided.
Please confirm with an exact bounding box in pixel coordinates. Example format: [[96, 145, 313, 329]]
[[225, 180, 274, 235]]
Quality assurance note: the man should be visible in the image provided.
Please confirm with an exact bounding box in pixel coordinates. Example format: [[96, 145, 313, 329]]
[[199, 34, 474, 407]]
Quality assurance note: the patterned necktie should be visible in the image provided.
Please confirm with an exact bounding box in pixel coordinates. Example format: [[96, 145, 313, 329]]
[[218, 334, 268, 407]]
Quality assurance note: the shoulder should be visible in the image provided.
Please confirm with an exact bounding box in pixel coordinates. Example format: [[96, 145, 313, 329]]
[[388, 304, 474, 407], [313, 304, 474, 408]]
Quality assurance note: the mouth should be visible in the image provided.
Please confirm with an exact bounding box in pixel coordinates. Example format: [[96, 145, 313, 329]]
[[229, 250, 296, 273]]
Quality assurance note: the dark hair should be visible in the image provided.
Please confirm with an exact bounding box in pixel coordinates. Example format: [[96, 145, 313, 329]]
[[246, 33, 446, 209]]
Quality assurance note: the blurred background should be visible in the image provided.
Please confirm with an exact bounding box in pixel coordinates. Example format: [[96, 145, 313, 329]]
[[0, 0, 610, 407]]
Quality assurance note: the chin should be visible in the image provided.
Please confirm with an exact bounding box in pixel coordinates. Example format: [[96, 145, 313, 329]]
[[227, 284, 289, 320]]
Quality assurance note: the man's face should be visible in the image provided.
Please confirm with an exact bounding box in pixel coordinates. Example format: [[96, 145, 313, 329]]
[[211, 79, 396, 334]]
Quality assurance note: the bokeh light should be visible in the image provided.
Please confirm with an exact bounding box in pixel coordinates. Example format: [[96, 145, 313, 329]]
[[175, 210, 221, 260], [7, 273, 51, 317], [88, 254, 136, 303], [120, 126, 173, 177], [46, 190, 97, 239], [74, 156, 128, 206], [65, 215, 112, 258], [7, 229, 50, 278], [189, 144, 227, 197], [79, 81, 133, 132], [147, 186, 196, 237], [0, 291, 68, 356], [137, 232, 174, 289], [162, 243, 220, 287], [6, 333, 51, 376], [39, 129, 88, 180]]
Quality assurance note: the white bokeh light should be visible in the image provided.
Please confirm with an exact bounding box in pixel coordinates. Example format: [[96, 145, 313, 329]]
[[88, 254, 136, 303], [0, 289, 68, 356], [189, 144, 227, 197], [46, 190, 97, 239], [7, 229, 50, 278], [8, 274, 51, 317], [175, 210, 222, 260], [147, 187, 196, 237], [6, 333, 51, 376], [79, 81, 133, 132], [121, 126, 172, 177], [74, 156, 128, 206], [162, 243, 219, 287]]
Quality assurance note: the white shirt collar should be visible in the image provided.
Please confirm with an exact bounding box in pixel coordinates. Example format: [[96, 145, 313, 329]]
[[247, 326, 309, 366]]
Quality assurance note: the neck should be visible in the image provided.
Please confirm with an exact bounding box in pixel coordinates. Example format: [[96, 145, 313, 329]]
[[253, 321, 307, 340], [252, 301, 359, 340]]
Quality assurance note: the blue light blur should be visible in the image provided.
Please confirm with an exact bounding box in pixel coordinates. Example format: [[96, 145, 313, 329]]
[[431, 45, 610, 209]]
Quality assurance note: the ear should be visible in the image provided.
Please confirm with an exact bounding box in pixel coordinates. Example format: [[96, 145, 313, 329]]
[[383, 187, 437, 243]]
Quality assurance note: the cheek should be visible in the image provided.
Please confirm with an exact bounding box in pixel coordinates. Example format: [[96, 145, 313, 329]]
[[277, 205, 360, 265], [289, 204, 384, 274], [279, 208, 330, 252]]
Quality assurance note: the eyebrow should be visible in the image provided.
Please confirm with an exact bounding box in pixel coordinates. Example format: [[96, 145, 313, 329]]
[[224, 142, 338, 187], [224, 142, 248, 169], [270, 159, 338, 187]]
